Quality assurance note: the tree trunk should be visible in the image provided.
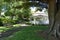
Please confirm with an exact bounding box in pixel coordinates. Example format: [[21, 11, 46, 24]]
[[47, 0, 60, 40], [48, 0, 56, 33]]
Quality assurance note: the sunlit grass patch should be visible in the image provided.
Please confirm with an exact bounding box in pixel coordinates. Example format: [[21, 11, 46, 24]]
[[0, 27, 10, 32]]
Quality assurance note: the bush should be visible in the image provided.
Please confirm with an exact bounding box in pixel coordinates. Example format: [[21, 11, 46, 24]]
[[0, 16, 16, 26]]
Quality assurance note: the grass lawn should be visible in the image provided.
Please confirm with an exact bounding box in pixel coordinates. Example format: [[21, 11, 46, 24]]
[[4, 25, 48, 40], [0, 27, 10, 32]]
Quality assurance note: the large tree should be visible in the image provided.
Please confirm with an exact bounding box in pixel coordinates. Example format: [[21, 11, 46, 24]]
[[44, 0, 60, 40], [39, 0, 60, 40]]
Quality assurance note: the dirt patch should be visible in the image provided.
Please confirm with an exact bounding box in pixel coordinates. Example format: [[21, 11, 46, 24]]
[[36, 30, 59, 40]]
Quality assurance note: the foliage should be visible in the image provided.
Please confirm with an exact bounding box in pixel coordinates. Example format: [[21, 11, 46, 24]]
[[0, 16, 17, 26], [0, 0, 32, 26]]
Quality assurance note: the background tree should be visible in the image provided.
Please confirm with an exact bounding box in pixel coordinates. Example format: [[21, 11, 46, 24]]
[[0, 0, 32, 26]]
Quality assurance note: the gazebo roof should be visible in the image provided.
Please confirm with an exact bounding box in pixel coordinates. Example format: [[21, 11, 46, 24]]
[[32, 10, 48, 17]]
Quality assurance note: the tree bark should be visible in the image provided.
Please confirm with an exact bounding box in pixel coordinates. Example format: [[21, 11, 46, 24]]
[[48, 0, 56, 34], [47, 0, 60, 40]]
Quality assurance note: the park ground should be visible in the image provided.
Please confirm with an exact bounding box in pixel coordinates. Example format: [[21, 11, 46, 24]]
[[0, 25, 48, 40]]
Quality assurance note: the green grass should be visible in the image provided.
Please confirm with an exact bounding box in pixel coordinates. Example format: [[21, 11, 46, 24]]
[[4, 25, 48, 40], [0, 27, 10, 32]]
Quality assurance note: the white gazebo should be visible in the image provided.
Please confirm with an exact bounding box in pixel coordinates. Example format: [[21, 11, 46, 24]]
[[30, 8, 49, 25]]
